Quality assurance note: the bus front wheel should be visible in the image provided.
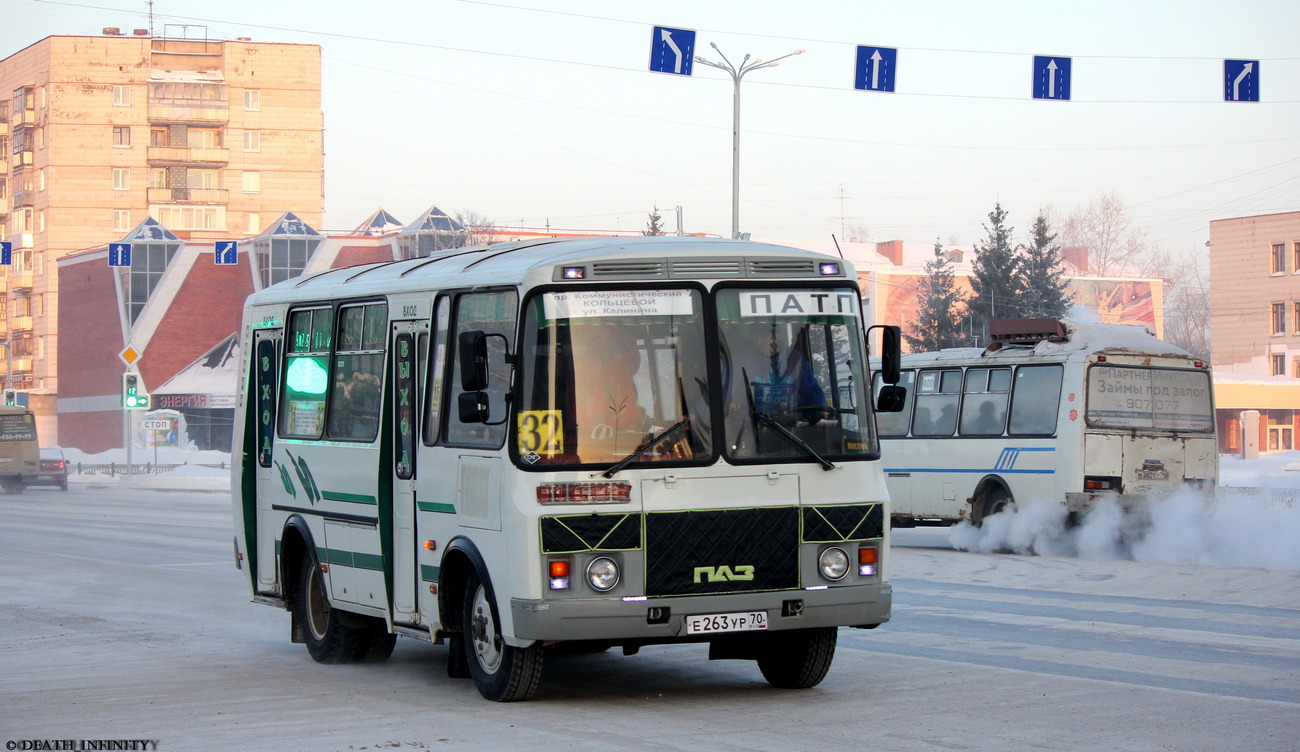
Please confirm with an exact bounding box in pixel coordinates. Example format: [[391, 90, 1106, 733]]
[[462, 569, 543, 702], [756, 626, 837, 689]]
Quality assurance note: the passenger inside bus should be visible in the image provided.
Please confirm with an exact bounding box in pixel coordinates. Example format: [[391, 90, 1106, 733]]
[[728, 321, 830, 425]]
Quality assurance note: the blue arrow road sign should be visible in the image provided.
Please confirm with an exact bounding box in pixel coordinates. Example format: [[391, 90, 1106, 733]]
[[0, 242, 11, 266], [1033, 55, 1071, 100], [1224, 60, 1260, 102], [854, 46, 897, 92], [108, 243, 132, 267], [215, 240, 238, 265], [649, 26, 695, 76]]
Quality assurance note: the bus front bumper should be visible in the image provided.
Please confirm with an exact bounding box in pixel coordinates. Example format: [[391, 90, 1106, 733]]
[[510, 583, 891, 643]]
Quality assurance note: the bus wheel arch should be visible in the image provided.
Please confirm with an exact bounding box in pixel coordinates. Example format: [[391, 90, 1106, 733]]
[[971, 476, 1015, 526]]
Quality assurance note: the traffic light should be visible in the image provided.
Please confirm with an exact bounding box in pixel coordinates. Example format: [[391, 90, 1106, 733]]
[[122, 373, 150, 409], [3, 389, 15, 406]]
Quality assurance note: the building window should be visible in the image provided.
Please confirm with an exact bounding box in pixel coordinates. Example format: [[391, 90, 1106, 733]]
[[113, 125, 131, 147], [187, 128, 220, 149], [113, 85, 130, 106], [243, 89, 260, 111], [149, 168, 169, 189], [1272, 243, 1286, 274], [36, 168, 44, 192], [112, 168, 130, 190], [36, 210, 44, 233], [150, 128, 169, 147], [187, 169, 218, 189], [150, 205, 225, 231], [1294, 242, 1300, 275], [242, 130, 260, 152], [244, 212, 260, 234], [1294, 359, 1300, 379], [241, 171, 260, 193], [1295, 302, 1300, 335], [113, 210, 131, 232], [1271, 302, 1286, 334], [1271, 353, 1285, 376]]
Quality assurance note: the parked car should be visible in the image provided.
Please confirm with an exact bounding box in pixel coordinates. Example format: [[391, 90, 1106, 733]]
[[33, 447, 69, 491]]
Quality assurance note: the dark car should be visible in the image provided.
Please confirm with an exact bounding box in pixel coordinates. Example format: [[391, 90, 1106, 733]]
[[33, 447, 69, 491]]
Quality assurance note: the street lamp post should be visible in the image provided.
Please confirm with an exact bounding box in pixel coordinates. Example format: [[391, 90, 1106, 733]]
[[694, 43, 804, 240]]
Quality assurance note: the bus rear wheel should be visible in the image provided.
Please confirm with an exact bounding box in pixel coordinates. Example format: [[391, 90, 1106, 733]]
[[297, 556, 394, 664], [972, 486, 1014, 526], [462, 569, 543, 702], [756, 627, 837, 689]]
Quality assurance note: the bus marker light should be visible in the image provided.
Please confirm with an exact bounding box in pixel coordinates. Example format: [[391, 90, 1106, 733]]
[[429, 585, 437, 595], [320, 564, 329, 573], [818, 262, 841, 276], [561, 266, 586, 280], [424, 540, 436, 550], [549, 559, 570, 591], [859, 547, 878, 577]]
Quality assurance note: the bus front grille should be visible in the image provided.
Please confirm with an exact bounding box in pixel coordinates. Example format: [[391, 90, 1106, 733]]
[[645, 507, 799, 596]]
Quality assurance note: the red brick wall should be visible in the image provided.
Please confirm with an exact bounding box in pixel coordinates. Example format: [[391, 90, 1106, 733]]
[[332, 242, 396, 268], [57, 256, 125, 401]]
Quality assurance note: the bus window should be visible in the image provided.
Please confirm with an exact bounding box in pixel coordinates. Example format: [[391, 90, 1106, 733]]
[[1008, 364, 1063, 435], [446, 290, 518, 447], [912, 368, 960, 436], [873, 370, 914, 437], [959, 367, 1010, 436], [280, 307, 333, 438], [327, 302, 387, 441], [422, 296, 450, 445]]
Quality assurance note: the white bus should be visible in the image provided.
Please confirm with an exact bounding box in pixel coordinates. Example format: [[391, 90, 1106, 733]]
[[874, 319, 1217, 527], [231, 236, 901, 701]]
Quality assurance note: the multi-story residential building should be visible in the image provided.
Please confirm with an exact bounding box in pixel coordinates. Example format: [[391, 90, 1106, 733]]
[[1209, 210, 1300, 452], [0, 28, 322, 442]]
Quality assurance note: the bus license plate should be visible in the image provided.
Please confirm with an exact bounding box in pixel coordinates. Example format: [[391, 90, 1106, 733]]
[[685, 611, 768, 635]]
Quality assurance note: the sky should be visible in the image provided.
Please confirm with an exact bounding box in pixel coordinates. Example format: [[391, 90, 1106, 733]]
[[5, 0, 1300, 257]]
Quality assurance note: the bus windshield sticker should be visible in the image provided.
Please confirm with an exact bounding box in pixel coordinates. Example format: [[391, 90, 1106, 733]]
[[543, 290, 694, 319], [738, 291, 858, 318], [518, 409, 564, 457]]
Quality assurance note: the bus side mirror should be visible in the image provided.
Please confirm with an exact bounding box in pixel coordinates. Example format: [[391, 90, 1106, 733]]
[[459, 330, 489, 391], [879, 325, 901, 384], [458, 391, 490, 424], [876, 385, 906, 413]]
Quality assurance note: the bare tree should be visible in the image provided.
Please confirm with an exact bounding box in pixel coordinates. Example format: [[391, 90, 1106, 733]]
[[1061, 192, 1163, 277], [452, 209, 498, 246], [1161, 255, 1211, 359]]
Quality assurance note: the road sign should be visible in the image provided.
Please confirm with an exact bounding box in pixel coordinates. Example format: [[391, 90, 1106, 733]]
[[215, 240, 238, 265], [0, 241, 11, 266], [854, 46, 897, 92], [108, 242, 132, 267], [1224, 59, 1260, 102], [1032, 55, 1071, 100], [142, 419, 171, 431], [649, 26, 696, 76], [118, 345, 141, 366]]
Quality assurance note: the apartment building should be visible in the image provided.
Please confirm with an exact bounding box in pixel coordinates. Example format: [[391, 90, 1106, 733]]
[[0, 29, 322, 442], [1209, 210, 1300, 452]]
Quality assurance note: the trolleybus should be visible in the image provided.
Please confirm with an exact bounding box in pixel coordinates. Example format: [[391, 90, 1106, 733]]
[[232, 236, 901, 701], [874, 318, 1217, 527]]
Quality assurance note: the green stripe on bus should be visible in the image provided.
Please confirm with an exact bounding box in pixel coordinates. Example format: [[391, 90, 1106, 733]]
[[322, 491, 378, 505], [417, 501, 456, 514], [421, 564, 440, 583], [320, 547, 384, 571]]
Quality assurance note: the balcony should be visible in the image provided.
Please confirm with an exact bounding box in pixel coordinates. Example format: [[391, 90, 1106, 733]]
[[12, 190, 35, 209], [10, 357, 33, 374], [9, 275, 33, 294], [7, 234, 33, 250], [147, 102, 229, 124], [0, 319, 8, 338], [147, 187, 229, 203], [147, 145, 230, 164], [11, 151, 33, 167], [9, 315, 32, 332], [12, 110, 36, 127]]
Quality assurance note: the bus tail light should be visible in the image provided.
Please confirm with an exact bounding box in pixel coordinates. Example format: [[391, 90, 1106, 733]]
[[858, 546, 878, 577], [536, 481, 631, 504], [1084, 476, 1121, 492], [548, 559, 570, 591]]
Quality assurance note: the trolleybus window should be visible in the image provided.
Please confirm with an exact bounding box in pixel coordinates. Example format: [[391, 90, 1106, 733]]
[[874, 370, 915, 437], [422, 296, 450, 445], [959, 367, 1011, 436], [912, 369, 961, 437]]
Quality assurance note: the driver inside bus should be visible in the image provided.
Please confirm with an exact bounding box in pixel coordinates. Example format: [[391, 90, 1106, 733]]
[[729, 321, 831, 425]]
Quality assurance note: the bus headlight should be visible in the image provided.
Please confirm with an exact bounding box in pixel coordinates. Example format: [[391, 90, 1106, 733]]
[[586, 557, 620, 592], [818, 547, 850, 581]]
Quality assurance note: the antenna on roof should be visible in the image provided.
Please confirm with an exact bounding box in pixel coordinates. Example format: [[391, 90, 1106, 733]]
[[147, 0, 155, 37], [830, 234, 845, 259]]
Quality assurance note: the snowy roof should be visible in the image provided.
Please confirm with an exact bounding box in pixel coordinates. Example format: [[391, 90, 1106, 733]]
[[153, 333, 238, 405], [1033, 320, 1190, 358], [399, 205, 464, 236], [120, 217, 182, 243], [351, 208, 405, 236]]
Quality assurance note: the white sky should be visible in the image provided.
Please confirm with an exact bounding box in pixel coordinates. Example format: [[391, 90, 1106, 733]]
[[6, 0, 1299, 256]]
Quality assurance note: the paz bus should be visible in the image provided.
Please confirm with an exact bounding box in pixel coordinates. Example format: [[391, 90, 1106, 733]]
[[874, 318, 1217, 527], [231, 236, 901, 701], [0, 405, 40, 494]]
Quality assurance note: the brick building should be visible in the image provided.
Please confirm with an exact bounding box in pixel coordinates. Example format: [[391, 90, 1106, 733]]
[[0, 29, 323, 443]]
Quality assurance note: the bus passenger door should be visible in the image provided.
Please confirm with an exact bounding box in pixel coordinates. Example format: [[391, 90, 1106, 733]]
[[390, 320, 426, 623], [251, 330, 281, 591]]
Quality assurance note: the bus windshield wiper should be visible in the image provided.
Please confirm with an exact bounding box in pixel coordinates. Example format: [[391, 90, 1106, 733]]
[[743, 368, 836, 471], [600, 418, 692, 479]]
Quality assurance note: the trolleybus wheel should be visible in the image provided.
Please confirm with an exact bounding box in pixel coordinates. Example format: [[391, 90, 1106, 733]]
[[462, 569, 543, 702], [297, 556, 362, 664], [756, 626, 837, 689]]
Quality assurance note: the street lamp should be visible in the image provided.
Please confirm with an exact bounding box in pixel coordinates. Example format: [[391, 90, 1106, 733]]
[[694, 43, 804, 240]]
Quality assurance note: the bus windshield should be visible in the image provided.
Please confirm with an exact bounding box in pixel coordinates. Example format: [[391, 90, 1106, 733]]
[[716, 288, 876, 462], [517, 288, 711, 466]]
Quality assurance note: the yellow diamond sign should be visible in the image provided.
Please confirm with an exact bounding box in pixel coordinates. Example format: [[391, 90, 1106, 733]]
[[119, 345, 141, 366]]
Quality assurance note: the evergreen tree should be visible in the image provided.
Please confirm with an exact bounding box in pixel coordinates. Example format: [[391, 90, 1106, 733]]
[[644, 206, 666, 236], [904, 239, 968, 351], [967, 202, 1023, 343], [1019, 210, 1072, 320]]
